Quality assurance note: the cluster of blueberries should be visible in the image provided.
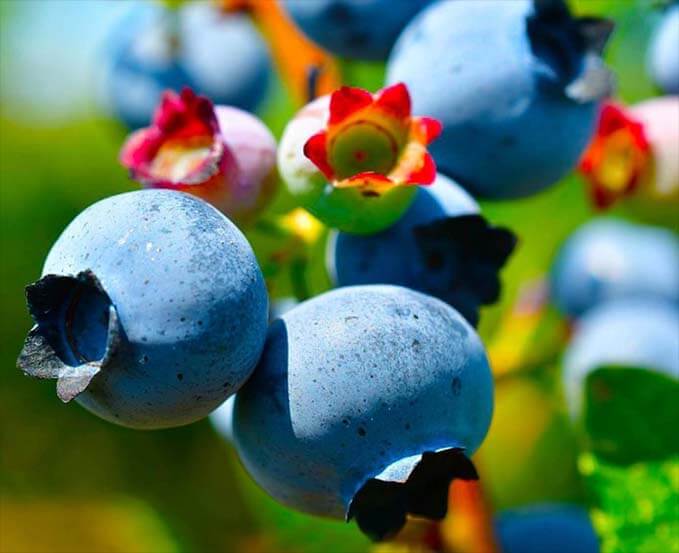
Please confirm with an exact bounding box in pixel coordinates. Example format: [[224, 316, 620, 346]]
[[19, 0, 679, 548]]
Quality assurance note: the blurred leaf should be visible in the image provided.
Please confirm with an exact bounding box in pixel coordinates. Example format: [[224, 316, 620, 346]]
[[478, 372, 585, 510], [233, 460, 372, 553], [582, 366, 679, 466], [579, 453, 679, 553], [0, 496, 180, 553]]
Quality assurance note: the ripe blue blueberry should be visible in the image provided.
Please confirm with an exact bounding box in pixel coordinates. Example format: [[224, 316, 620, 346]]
[[562, 299, 679, 418], [17, 190, 269, 429], [328, 174, 516, 327], [496, 504, 600, 553], [281, 0, 432, 61], [647, 5, 679, 94], [210, 297, 299, 443], [102, 3, 271, 129], [386, 0, 615, 198], [233, 285, 493, 540], [550, 219, 679, 319]]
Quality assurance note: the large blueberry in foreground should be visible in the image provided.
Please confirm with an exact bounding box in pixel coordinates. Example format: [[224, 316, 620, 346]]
[[550, 218, 679, 318], [387, 0, 614, 198], [328, 174, 516, 326], [562, 299, 679, 418], [281, 0, 432, 61], [102, 3, 271, 129], [233, 285, 493, 540], [496, 504, 600, 553], [647, 5, 679, 94], [18, 190, 268, 429]]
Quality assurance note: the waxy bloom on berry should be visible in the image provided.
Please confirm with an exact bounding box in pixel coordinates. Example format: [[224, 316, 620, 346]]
[[578, 102, 651, 209], [120, 88, 277, 226], [278, 83, 441, 234], [304, 83, 440, 196]]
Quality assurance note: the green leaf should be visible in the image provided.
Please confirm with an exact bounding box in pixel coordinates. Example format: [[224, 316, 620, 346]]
[[579, 453, 679, 553], [582, 366, 679, 466]]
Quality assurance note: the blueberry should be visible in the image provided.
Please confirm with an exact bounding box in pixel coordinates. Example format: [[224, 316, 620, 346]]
[[102, 3, 271, 129], [281, 0, 432, 61], [386, 0, 615, 198], [496, 504, 600, 553], [17, 190, 269, 429], [550, 219, 679, 319], [120, 88, 278, 226], [233, 285, 493, 540], [562, 299, 679, 418], [277, 84, 441, 234], [328, 174, 516, 326], [647, 5, 679, 94], [210, 295, 301, 443]]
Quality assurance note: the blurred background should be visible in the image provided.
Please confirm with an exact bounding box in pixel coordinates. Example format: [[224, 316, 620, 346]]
[[0, 1, 675, 552]]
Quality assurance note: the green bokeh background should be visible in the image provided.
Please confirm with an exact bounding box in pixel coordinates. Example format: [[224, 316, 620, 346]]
[[0, 1, 667, 552]]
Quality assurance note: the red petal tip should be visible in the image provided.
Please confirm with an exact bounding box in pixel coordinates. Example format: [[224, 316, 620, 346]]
[[328, 86, 374, 125], [375, 82, 411, 119], [303, 131, 335, 179], [405, 152, 437, 185]]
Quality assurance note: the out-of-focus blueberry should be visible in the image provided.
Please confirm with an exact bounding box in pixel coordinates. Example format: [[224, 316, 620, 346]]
[[233, 285, 493, 540], [563, 299, 679, 418], [17, 190, 269, 429], [647, 5, 679, 94], [102, 3, 271, 129], [281, 0, 432, 61], [328, 174, 516, 326], [550, 219, 679, 318], [496, 504, 600, 553], [387, 0, 615, 198]]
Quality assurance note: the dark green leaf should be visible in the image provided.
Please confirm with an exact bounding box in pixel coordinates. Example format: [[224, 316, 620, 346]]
[[582, 366, 679, 465]]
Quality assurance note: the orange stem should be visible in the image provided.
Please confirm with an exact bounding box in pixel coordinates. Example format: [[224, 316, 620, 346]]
[[441, 478, 499, 553], [218, 0, 342, 106]]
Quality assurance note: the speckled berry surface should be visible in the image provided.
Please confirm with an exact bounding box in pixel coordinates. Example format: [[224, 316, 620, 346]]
[[20, 189, 268, 429], [233, 285, 493, 522]]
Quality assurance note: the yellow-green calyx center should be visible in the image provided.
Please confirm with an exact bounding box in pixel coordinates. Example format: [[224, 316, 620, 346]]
[[328, 121, 399, 180]]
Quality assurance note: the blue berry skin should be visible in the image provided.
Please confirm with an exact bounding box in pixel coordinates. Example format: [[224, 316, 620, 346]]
[[496, 504, 600, 553], [210, 298, 299, 443], [233, 285, 493, 535], [563, 299, 679, 418], [386, 0, 614, 198], [103, 3, 271, 129], [281, 0, 432, 61], [18, 190, 268, 429], [647, 5, 679, 94], [550, 219, 679, 319], [328, 174, 516, 327]]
